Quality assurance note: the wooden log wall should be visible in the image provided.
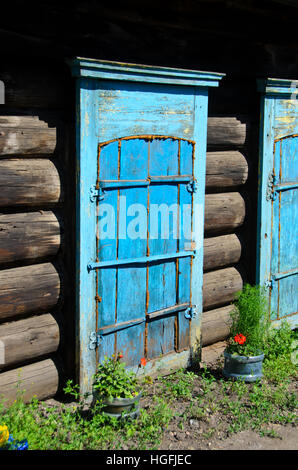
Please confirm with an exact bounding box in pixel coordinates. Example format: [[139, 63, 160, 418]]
[[0, 69, 69, 405], [0, 0, 297, 402], [202, 116, 251, 347], [0, 63, 252, 403]]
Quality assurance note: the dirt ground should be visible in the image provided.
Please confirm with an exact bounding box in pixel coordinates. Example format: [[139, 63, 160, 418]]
[[141, 384, 297, 451], [43, 341, 297, 451], [45, 391, 297, 450], [210, 425, 297, 450], [142, 342, 297, 451], [157, 417, 297, 450]]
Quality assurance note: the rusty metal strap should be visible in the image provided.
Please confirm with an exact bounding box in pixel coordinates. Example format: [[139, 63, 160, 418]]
[[88, 250, 195, 271], [147, 302, 190, 320], [98, 317, 145, 336], [273, 182, 298, 193], [90, 176, 197, 201], [272, 267, 298, 281]]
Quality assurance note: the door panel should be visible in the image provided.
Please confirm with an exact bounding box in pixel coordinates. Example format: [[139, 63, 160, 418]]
[[279, 191, 298, 272], [70, 58, 224, 393], [270, 136, 298, 320], [257, 79, 298, 328], [96, 136, 194, 364]]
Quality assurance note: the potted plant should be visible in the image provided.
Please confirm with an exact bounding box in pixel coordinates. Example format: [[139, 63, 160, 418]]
[[222, 284, 270, 382], [92, 353, 146, 419]]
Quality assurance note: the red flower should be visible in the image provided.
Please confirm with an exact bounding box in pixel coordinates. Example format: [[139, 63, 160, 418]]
[[118, 353, 123, 359], [234, 334, 246, 345], [140, 357, 147, 367]]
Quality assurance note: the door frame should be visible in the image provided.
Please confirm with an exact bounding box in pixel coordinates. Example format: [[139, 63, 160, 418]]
[[256, 78, 298, 329], [68, 58, 224, 395]]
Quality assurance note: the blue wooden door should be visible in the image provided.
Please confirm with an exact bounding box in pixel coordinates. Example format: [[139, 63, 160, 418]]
[[69, 58, 224, 394], [93, 136, 195, 367], [257, 79, 298, 328]]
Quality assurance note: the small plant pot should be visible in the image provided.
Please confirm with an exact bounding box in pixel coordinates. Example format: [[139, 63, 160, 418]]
[[94, 392, 141, 420], [222, 350, 265, 383]]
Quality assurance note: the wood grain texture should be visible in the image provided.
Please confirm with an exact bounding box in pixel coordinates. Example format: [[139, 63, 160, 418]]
[[0, 313, 60, 368], [203, 234, 242, 272], [204, 193, 246, 234], [0, 116, 56, 156], [207, 117, 248, 148], [0, 211, 61, 265], [202, 304, 234, 346], [206, 151, 248, 190], [0, 359, 59, 405], [0, 159, 61, 207], [0, 263, 60, 321], [73, 60, 212, 395], [257, 84, 298, 328], [203, 267, 243, 311]]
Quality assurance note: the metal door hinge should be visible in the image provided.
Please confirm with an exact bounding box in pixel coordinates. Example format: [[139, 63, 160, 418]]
[[266, 172, 276, 201], [89, 331, 103, 350], [265, 279, 274, 289], [187, 179, 198, 194], [90, 185, 105, 202], [184, 306, 198, 319]]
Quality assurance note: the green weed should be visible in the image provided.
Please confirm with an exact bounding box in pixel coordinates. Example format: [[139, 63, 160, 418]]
[[263, 321, 298, 383], [0, 387, 172, 450], [159, 369, 196, 400], [0, 325, 297, 449], [227, 284, 271, 356]]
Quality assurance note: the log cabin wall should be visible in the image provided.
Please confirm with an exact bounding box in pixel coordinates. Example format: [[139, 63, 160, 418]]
[[0, 75, 255, 402], [202, 116, 253, 346], [0, 0, 297, 403], [0, 61, 76, 405]]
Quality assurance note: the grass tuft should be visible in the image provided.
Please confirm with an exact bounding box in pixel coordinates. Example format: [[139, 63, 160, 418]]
[[0, 323, 296, 449]]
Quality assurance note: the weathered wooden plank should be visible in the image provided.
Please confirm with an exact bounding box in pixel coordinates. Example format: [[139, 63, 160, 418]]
[[0, 263, 60, 321], [207, 117, 248, 148], [203, 267, 243, 311], [0, 116, 53, 128], [0, 159, 61, 207], [0, 314, 59, 368], [206, 151, 248, 190], [0, 116, 56, 156], [147, 139, 178, 360], [177, 140, 193, 351], [204, 193, 246, 234], [257, 82, 298, 328], [203, 234, 242, 272], [202, 304, 234, 346], [0, 359, 59, 405], [0, 211, 61, 265], [116, 138, 148, 365]]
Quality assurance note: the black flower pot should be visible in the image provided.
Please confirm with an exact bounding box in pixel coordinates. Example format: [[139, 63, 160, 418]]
[[94, 392, 141, 420], [222, 350, 265, 383]]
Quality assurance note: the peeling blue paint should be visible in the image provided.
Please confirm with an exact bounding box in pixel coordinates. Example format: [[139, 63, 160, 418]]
[[68, 58, 224, 395], [257, 78, 298, 329]]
